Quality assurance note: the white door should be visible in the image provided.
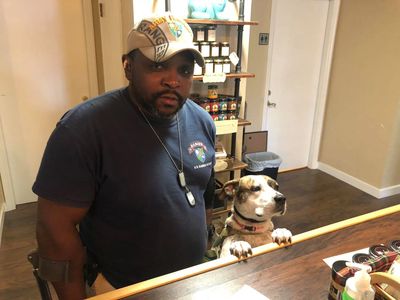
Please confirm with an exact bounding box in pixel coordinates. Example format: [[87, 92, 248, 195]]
[[263, 0, 330, 171]]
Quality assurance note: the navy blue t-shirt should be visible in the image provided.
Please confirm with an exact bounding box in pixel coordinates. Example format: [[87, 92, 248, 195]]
[[32, 88, 216, 288]]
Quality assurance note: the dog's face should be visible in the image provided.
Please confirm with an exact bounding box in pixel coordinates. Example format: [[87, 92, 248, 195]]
[[221, 175, 287, 222]]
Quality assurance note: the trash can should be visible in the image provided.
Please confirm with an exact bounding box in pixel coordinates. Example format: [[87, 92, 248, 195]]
[[242, 152, 282, 180]]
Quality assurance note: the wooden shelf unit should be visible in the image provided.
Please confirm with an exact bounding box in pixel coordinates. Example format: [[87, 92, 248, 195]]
[[185, 19, 258, 26], [214, 157, 248, 174], [193, 72, 255, 81]]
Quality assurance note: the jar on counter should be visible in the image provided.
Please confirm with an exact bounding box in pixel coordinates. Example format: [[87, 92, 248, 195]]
[[207, 85, 218, 99], [221, 42, 230, 57], [200, 42, 210, 57], [214, 58, 224, 73], [223, 58, 231, 74], [207, 25, 217, 42], [204, 58, 214, 74], [210, 42, 220, 57]]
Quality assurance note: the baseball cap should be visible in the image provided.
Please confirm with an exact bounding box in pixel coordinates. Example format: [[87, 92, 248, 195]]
[[126, 13, 205, 67]]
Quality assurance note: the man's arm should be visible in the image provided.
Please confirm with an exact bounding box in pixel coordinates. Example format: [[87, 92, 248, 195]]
[[36, 197, 90, 300]]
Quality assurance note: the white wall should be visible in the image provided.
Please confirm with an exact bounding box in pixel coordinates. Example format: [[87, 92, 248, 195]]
[[0, 0, 92, 206]]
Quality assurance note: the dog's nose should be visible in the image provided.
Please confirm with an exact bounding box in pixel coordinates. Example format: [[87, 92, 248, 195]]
[[274, 194, 286, 204]]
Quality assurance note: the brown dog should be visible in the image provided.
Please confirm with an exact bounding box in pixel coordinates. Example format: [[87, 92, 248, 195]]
[[217, 175, 292, 258]]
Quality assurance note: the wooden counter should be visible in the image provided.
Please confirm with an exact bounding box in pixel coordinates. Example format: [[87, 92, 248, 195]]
[[89, 205, 400, 300]]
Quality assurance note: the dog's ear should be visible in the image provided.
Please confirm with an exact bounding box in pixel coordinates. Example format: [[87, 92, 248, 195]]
[[263, 176, 279, 191], [219, 179, 240, 201]]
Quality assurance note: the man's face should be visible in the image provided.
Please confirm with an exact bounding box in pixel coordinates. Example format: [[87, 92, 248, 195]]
[[126, 50, 195, 119]]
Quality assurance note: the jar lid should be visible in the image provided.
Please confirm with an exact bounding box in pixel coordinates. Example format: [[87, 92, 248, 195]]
[[208, 84, 218, 88], [210, 41, 220, 46], [214, 59, 223, 63], [221, 42, 230, 45], [201, 41, 210, 45]]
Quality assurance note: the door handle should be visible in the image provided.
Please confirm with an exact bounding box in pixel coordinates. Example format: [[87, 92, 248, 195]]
[[267, 101, 277, 108]]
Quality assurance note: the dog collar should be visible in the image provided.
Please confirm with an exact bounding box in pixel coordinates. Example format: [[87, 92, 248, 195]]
[[232, 215, 264, 233], [233, 205, 265, 223]]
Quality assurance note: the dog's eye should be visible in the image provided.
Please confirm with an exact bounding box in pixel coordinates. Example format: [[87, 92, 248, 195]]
[[250, 186, 261, 192]]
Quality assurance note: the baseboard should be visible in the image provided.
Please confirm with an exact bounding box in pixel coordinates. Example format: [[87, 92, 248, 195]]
[[318, 162, 400, 199], [0, 201, 5, 247]]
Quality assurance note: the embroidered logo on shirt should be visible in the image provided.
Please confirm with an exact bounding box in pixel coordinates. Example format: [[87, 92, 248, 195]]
[[188, 141, 208, 163]]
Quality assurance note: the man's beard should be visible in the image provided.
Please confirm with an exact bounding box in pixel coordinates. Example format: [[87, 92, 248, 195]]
[[132, 87, 186, 120]]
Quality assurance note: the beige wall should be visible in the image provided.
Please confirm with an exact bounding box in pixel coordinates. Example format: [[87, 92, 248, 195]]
[[0, 0, 92, 205], [319, 0, 400, 188]]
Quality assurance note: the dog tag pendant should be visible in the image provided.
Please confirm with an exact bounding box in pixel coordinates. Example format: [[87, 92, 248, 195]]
[[178, 171, 186, 188], [186, 190, 195, 206]]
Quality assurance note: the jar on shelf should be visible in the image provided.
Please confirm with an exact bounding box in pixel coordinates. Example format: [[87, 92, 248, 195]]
[[204, 58, 214, 74], [227, 110, 237, 120], [210, 42, 220, 57], [200, 41, 210, 58], [193, 62, 203, 76], [207, 85, 218, 99], [223, 58, 231, 74], [207, 25, 217, 42], [193, 41, 200, 52], [199, 98, 210, 112], [221, 42, 230, 57], [195, 26, 206, 42], [227, 97, 237, 111], [214, 58, 224, 73], [218, 97, 228, 112], [218, 112, 227, 121], [210, 112, 219, 121], [209, 98, 219, 113]]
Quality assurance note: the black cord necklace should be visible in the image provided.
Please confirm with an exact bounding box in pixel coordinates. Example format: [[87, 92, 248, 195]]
[[135, 103, 196, 207]]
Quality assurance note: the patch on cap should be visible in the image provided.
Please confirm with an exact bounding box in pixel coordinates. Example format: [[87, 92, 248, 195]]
[[126, 13, 205, 67]]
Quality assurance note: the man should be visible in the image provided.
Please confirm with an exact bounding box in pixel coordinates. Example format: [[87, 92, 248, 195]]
[[33, 13, 215, 299]]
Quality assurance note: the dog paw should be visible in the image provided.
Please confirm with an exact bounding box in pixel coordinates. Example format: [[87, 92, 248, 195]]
[[229, 241, 253, 258], [272, 228, 292, 245]]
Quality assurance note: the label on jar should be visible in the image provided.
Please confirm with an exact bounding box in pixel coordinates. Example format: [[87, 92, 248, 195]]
[[194, 63, 203, 75], [196, 29, 205, 42], [205, 60, 214, 74], [201, 43, 210, 57], [211, 43, 220, 57], [221, 43, 230, 57], [223, 60, 231, 73], [211, 102, 219, 112], [228, 99, 237, 111], [208, 28, 216, 42], [219, 100, 227, 111], [214, 62, 223, 74]]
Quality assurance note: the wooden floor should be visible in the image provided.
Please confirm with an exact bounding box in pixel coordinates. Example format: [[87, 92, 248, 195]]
[[0, 168, 399, 300]]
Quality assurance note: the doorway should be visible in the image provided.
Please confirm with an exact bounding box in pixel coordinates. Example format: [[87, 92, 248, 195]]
[[263, 0, 340, 171]]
